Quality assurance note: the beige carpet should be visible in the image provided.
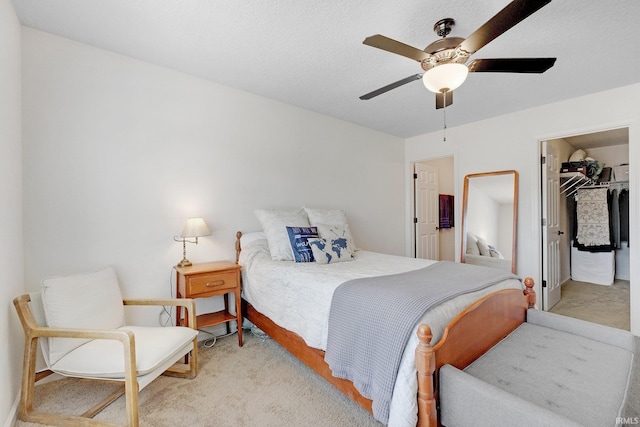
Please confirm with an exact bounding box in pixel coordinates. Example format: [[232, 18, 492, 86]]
[[550, 279, 630, 330], [15, 331, 381, 427]]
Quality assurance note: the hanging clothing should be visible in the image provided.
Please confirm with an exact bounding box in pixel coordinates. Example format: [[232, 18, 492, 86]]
[[438, 194, 454, 229], [575, 188, 612, 251], [610, 189, 621, 249], [619, 188, 630, 247]]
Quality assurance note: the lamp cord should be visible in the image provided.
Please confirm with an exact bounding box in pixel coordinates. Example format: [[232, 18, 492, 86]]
[[159, 268, 175, 327]]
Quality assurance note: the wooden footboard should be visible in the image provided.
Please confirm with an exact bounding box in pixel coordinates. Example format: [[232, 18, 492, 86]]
[[416, 278, 535, 427], [236, 231, 535, 426]]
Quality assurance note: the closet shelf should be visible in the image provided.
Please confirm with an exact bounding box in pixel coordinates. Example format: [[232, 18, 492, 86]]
[[560, 172, 593, 197]]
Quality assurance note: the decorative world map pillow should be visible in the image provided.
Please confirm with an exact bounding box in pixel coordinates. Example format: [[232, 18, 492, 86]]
[[488, 245, 505, 259], [316, 223, 356, 253], [286, 226, 319, 262], [304, 207, 357, 250], [308, 236, 353, 264]]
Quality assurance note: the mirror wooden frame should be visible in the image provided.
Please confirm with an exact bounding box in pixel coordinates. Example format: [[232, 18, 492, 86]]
[[461, 170, 518, 274]]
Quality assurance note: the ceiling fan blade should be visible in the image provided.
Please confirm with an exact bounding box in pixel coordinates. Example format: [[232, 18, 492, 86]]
[[467, 57, 556, 73], [435, 91, 453, 109], [359, 74, 423, 100], [458, 0, 552, 56], [363, 34, 431, 62]]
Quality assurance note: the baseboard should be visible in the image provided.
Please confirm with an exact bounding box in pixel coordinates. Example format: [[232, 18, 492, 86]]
[[4, 391, 19, 427]]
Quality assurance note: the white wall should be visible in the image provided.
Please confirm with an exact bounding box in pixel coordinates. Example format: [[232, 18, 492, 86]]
[[0, 0, 23, 425], [497, 203, 513, 257], [586, 144, 629, 169], [466, 186, 499, 246], [21, 28, 404, 327], [405, 83, 640, 334]]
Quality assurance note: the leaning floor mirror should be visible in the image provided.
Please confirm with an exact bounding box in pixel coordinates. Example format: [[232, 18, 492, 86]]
[[461, 170, 518, 274]]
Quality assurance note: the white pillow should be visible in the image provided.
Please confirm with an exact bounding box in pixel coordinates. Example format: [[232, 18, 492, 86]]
[[41, 267, 126, 365], [476, 236, 491, 257], [255, 209, 310, 261], [488, 245, 505, 259], [308, 237, 354, 264], [305, 207, 357, 250], [304, 207, 348, 225], [466, 233, 480, 255], [239, 231, 267, 247]]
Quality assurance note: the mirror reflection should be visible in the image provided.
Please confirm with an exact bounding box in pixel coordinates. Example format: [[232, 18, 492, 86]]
[[461, 170, 518, 273]]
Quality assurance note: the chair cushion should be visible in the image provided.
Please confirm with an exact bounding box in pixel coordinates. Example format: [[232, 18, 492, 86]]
[[50, 326, 198, 379], [41, 267, 126, 365]]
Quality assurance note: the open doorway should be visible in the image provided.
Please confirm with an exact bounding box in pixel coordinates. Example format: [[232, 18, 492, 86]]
[[540, 128, 630, 330], [412, 156, 455, 261]]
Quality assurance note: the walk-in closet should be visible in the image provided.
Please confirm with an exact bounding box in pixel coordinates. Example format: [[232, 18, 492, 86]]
[[543, 128, 630, 329]]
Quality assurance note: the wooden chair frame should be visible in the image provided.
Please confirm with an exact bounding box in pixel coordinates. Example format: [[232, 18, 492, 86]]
[[13, 294, 199, 427]]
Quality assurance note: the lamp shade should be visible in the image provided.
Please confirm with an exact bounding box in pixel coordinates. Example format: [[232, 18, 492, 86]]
[[181, 217, 211, 238], [422, 63, 469, 93]]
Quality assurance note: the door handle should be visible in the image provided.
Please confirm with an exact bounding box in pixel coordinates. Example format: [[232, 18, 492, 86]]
[[557, 231, 565, 236]]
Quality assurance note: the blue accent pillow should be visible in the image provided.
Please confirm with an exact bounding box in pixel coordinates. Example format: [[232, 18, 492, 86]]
[[308, 237, 354, 264], [286, 226, 319, 262]]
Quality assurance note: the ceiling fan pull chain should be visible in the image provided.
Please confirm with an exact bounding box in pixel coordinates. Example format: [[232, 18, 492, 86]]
[[443, 91, 447, 142]]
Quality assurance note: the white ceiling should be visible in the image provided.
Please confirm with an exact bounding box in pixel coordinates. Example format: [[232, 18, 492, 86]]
[[563, 128, 629, 149], [12, 0, 640, 138]]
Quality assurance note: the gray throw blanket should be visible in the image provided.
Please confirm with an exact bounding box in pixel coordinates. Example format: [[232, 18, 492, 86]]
[[324, 261, 518, 423]]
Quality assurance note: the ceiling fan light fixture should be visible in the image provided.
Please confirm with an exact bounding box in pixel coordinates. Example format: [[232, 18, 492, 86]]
[[422, 63, 469, 93]]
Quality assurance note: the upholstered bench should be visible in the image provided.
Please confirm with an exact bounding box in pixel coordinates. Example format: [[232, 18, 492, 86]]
[[439, 309, 635, 427]]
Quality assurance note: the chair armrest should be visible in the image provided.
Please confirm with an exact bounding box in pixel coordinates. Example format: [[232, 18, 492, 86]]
[[439, 364, 583, 427], [28, 324, 135, 344], [123, 298, 197, 331]]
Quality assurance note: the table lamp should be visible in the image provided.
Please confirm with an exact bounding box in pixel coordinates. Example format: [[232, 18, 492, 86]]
[[174, 217, 211, 267]]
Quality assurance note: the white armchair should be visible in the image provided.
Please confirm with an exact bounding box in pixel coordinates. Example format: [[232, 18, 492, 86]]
[[13, 266, 199, 427]]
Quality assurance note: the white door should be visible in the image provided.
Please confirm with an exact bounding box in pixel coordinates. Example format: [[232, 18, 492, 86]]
[[414, 163, 439, 260], [542, 141, 562, 310]]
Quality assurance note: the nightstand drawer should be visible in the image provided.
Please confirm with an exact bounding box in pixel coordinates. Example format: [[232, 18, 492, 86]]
[[187, 271, 237, 297]]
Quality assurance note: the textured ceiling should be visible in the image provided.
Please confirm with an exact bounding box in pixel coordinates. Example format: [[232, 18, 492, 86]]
[[12, 0, 640, 138]]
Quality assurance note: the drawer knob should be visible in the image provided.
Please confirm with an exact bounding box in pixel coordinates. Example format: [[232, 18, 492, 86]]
[[206, 280, 225, 287]]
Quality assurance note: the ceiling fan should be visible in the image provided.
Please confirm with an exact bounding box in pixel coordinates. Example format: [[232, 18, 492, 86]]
[[359, 0, 556, 109]]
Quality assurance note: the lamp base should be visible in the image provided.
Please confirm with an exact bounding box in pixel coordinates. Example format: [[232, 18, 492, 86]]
[[176, 258, 192, 267]]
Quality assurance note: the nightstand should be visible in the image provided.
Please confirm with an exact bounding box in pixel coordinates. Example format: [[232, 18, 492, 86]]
[[174, 261, 243, 346]]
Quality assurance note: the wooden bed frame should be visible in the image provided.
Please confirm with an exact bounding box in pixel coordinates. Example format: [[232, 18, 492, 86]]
[[235, 231, 536, 427]]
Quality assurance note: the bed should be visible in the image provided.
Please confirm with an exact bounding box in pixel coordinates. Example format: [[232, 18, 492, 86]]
[[235, 223, 535, 426]]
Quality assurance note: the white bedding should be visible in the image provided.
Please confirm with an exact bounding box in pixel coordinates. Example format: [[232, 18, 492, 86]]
[[239, 237, 522, 427], [464, 253, 512, 271]]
